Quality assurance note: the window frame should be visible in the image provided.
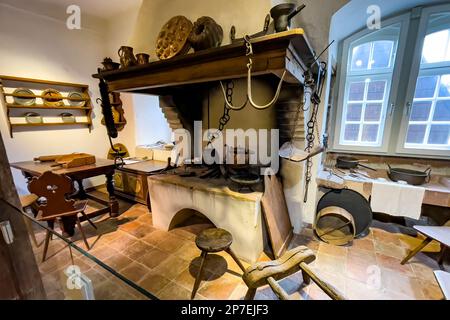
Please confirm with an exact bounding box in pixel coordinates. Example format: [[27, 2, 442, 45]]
[[340, 74, 392, 146], [396, 4, 450, 157], [331, 13, 411, 154]]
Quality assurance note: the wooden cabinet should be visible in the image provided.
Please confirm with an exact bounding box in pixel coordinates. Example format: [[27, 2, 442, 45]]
[[114, 170, 147, 204], [113, 160, 168, 207]]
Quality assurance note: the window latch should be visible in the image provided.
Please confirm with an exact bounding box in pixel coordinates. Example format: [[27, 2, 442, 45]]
[[389, 103, 395, 116], [405, 102, 412, 117]]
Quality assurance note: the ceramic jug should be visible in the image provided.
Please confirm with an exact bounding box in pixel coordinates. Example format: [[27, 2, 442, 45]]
[[136, 53, 150, 65], [118, 46, 137, 68]]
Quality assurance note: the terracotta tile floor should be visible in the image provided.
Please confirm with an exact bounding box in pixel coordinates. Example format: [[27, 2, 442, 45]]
[[30, 201, 447, 300]]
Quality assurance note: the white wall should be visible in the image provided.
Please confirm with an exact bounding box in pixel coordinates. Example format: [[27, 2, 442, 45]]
[[102, 1, 172, 154], [0, 2, 111, 194], [133, 94, 172, 146], [129, 0, 273, 52], [0, 0, 178, 197], [104, 4, 142, 58], [328, 0, 448, 66]]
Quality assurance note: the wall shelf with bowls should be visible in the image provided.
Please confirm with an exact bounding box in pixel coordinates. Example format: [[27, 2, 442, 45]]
[[0, 75, 94, 137]]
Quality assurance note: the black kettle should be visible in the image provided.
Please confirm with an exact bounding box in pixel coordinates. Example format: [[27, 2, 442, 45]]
[[270, 3, 306, 32]]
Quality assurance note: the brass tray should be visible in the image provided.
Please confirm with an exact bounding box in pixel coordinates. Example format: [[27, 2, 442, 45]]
[[42, 88, 64, 107], [156, 15, 193, 60]]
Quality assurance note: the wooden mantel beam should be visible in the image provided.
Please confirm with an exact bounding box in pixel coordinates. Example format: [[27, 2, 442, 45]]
[[93, 29, 317, 95]]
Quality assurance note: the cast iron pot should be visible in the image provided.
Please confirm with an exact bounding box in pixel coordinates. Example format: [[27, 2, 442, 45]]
[[270, 3, 306, 32], [387, 164, 431, 185], [335, 156, 376, 171]]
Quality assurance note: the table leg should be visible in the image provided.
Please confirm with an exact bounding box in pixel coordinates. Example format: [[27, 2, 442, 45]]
[[75, 179, 87, 199], [106, 172, 119, 217]]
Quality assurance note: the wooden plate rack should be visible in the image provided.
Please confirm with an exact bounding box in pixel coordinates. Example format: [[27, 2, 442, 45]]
[[0, 75, 93, 137]]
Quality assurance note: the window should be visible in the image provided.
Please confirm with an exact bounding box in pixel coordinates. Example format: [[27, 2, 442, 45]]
[[335, 19, 404, 152], [333, 4, 450, 158], [403, 13, 450, 151]]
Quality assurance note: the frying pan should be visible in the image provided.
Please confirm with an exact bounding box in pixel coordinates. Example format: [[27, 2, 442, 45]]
[[336, 156, 376, 171], [316, 189, 373, 237]]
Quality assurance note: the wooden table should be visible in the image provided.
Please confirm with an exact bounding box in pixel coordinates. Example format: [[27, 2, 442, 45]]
[[10, 158, 119, 235], [316, 168, 450, 227], [316, 168, 450, 208]]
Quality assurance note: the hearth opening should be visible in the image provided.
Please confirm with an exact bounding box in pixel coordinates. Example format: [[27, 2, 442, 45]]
[[169, 208, 215, 233]]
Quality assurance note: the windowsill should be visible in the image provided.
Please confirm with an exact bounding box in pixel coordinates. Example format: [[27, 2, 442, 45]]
[[326, 149, 450, 166]]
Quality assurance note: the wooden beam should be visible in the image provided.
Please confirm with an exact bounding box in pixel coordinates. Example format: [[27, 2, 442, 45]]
[[0, 130, 46, 299], [93, 29, 316, 95]]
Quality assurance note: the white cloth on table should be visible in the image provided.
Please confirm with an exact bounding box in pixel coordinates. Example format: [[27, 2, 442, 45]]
[[370, 178, 425, 220]]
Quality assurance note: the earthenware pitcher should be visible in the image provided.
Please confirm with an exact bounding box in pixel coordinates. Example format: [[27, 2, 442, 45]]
[[118, 46, 137, 68]]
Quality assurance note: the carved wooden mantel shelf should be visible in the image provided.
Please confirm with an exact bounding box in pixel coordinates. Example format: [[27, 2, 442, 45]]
[[92, 29, 317, 95]]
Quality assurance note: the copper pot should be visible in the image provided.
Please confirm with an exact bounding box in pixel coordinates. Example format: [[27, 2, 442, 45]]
[[118, 46, 137, 68]]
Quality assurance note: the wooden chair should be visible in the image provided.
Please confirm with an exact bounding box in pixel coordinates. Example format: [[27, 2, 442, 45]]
[[401, 225, 450, 267], [19, 194, 40, 247], [28, 171, 97, 261], [434, 270, 450, 300], [242, 246, 345, 300]]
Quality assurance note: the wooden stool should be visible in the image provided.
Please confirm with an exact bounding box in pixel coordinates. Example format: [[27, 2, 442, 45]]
[[19, 194, 40, 247], [191, 228, 246, 299]]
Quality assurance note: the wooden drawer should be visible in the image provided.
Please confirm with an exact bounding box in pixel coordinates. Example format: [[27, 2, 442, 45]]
[[114, 170, 148, 204]]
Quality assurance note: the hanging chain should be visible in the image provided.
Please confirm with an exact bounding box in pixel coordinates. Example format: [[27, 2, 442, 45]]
[[219, 81, 234, 131], [208, 81, 234, 145], [303, 66, 326, 203], [303, 98, 319, 202]]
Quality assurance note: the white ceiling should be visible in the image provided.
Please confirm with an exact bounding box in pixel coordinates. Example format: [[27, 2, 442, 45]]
[[34, 0, 142, 19]]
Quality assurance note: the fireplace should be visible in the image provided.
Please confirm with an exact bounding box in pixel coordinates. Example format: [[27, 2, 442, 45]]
[[147, 174, 265, 263], [94, 30, 319, 263]]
